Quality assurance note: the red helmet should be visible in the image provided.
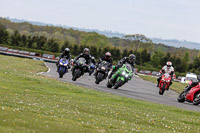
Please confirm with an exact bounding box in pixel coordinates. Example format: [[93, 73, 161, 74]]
[[166, 61, 172, 67], [105, 52, 111, 59]]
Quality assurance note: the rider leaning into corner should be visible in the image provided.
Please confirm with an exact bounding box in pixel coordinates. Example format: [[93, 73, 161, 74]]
[[93, 52, 113, 76], [184, 77, 200, 93], [108, 54, 136, 80], [98, 52, 113, 67], [157, 61, 175, 87], [71, 48, 92, 73], [56, 48, 71, 71]]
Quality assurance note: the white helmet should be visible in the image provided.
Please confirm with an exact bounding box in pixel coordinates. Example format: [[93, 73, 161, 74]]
[[166, 61, 172, 68]]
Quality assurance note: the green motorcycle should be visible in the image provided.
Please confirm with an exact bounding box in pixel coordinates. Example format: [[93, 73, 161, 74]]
[[107, 63, 133, 89]]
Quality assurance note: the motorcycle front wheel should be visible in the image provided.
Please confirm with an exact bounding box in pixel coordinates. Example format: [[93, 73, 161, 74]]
[[72, 69, 81, 81], [95, 72, 104, 84], [159, 83, 166, 95], [59, 67, 64, 78], [177, 91, 186, 103], [114, 80, 123, 89]]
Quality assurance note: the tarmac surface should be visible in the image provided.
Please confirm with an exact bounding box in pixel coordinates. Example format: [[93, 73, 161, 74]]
[[42, 62, 200, 112]]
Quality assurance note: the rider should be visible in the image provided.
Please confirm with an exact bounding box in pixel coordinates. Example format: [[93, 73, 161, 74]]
[[108, 54, 136, 79], [94, 52, 113, 76], [183, 76, 200, 92], [157, 61, 174, 87], [71, 48, 92, 73], [56, 48, 71, 71], [97, 52, 113, 68]]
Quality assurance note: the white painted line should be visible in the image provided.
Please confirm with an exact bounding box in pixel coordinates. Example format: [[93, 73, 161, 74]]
[[37, 62, 51, 75], [44, 62, 51, 73]]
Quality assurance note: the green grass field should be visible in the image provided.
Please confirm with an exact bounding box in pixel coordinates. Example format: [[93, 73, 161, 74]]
[[0, 55, 200, 133], [138, 75, 188, 93]]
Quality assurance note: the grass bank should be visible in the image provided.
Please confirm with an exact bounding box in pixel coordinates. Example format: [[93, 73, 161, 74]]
[[0, 55, 199, 133]]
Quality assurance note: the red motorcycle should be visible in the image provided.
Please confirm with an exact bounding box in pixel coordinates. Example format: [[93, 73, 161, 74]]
[[177, 81, 200, 105], [159, 73, 172, 95]]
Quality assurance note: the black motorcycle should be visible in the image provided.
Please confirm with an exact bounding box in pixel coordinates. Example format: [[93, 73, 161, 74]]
[[72, 58, 87, 81], [95, 61, 110, 84]]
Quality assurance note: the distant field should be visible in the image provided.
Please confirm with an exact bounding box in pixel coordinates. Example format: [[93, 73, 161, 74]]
[[0, 55, 200, 133]]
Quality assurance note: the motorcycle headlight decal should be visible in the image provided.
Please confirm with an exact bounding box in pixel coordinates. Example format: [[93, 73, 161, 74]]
[[64, 64, 68, 66], [125, 74, 129, 78], [59, 62, 63, 65]]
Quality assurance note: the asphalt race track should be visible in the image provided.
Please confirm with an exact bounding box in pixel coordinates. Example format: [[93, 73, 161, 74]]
[[42, 62, 200, 112]]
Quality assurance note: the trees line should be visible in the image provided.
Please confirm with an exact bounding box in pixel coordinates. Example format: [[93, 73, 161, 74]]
[[1, 23, 200, 76]]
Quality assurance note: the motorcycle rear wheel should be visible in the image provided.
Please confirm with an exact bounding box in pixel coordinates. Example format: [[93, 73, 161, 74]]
[[193, 92, 200, 105], [106, 80, 112, 88]]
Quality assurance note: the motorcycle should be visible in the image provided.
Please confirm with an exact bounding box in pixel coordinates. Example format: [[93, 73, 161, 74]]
[[177, 81, 200, 105], [89, 63, 95, 76], [58, 58, 69, 78], [158, 73, 172, 95], [107, 63, 133, 89], [95, 61, 110, 84], [72, 58, 87, 81]]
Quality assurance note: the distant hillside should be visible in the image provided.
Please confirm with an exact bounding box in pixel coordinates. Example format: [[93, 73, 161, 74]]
[[152, 38, 200, 49], [5, 17, 200, 50], [7, 17, 125, 38]]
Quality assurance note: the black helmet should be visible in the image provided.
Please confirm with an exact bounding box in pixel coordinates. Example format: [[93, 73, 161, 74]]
[[83, 48, 90, 55], [64, 48, 70, 54], [129, 54, 136, 64]]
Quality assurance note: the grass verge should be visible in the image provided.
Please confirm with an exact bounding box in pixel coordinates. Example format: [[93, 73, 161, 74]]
[[0, 55, 200, 133]]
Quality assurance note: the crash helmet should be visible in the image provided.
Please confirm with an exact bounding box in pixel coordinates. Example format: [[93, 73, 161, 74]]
[[64, 48, 70, 54], [166, 61, 172, 68], [129, 54, 136, 64], [105, 52, 111, 59], [83, 48, 90, 55]]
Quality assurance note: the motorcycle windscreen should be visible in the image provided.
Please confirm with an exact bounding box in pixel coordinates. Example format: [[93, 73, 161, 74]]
[[125, 63, 132, 72], [78, 58, 86, 64], [100, 61, 109, 68], [62, 58, 68, 63], [163, 73, 170, 79]]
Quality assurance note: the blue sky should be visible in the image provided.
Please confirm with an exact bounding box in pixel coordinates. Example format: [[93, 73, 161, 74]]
[[1, 0, 200, 42]]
